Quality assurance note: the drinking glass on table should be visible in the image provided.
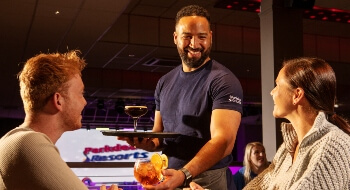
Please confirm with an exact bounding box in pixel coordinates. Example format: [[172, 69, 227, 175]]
[[134, 153, 168, 186], [124, 106, 148, 132]]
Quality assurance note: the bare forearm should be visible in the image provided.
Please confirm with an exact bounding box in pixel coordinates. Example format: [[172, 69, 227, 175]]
[[151, 137, 165, 151], [184, 137, 231, 177], [150, 110, 165, 151], [184, 109, 240, 177]]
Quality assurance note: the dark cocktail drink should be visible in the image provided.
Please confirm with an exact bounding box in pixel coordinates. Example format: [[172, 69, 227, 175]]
[[125, 106, 148, 118], [125, 106, 148, 132]]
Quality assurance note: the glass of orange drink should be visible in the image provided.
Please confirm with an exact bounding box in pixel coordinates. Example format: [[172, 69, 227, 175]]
[[134, 153, 168, 186]]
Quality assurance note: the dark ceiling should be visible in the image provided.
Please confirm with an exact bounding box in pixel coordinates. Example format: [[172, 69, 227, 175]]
[[1, 0, 350, 127]]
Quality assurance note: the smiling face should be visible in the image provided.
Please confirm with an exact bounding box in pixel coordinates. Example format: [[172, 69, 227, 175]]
[[270, 67, 295, 118], [174, 16, 212, 71], [249, 145, 267, 169], [61, 74, 87, 131]]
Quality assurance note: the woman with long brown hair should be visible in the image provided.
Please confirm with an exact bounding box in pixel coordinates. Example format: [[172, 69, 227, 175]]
[[245, 57, 350, 189], [186, 57, 350, 190]]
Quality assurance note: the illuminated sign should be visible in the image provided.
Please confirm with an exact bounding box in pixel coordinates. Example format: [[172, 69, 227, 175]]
[[56, 129, 158, 162], [83, 144, 148, 162]]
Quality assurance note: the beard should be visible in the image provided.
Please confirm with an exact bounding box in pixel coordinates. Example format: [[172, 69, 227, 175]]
[[62, 108, 82, 131], [177, 45, 211, 69], [62, 98, 83, 131]]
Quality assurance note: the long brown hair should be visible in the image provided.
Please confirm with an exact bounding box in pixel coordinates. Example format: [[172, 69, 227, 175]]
[[283, 57, 350, 134]]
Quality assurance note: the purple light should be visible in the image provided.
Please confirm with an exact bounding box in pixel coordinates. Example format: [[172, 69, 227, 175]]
[[229, 166, 242, 174]]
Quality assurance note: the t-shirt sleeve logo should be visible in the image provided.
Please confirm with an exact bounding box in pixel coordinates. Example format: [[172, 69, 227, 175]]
[[229, 95, 242, 104]]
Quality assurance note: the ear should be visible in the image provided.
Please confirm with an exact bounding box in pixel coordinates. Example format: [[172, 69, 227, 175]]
[[210, 30, 213, 43], [52, 92, 64, 111], [292, 87, 304, 105], [173, 31, 177, 45]]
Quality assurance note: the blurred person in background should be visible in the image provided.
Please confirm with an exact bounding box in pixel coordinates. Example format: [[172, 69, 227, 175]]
[[0, 51, 120, 190], [232, 142, 269, 190]]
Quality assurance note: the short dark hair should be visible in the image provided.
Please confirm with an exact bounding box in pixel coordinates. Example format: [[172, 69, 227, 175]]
[[175, 5, 210, 27]]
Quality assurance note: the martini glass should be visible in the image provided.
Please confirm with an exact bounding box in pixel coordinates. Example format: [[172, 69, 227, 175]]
[[125, 106, 148, 132]]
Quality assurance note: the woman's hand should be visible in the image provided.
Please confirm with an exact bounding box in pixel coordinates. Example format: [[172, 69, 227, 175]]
[[100, 184, 122, 190], [188, 182, 205, 190], [183, 182, 207, 190]]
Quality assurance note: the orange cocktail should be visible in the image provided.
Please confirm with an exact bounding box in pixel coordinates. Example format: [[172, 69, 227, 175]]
[[134, 153, 168, 186]]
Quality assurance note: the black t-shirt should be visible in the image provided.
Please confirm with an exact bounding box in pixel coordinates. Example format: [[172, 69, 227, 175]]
[[155, 59, 243, 169]]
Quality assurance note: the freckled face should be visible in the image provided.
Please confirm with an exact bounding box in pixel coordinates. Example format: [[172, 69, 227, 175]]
[[270, 68, 294, 118], [174, 16, 212, 69]]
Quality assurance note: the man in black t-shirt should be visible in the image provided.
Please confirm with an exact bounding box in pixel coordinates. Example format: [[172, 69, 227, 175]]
[[118, 5, 242, 190]]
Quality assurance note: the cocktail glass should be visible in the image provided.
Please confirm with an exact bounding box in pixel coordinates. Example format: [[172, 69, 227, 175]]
[[124, 106, 148, 132], [134, 153, 168, 186]]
